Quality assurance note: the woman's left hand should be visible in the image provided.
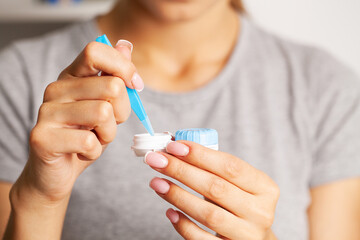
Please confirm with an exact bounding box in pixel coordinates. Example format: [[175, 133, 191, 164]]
[[145, 141, 280, 240]]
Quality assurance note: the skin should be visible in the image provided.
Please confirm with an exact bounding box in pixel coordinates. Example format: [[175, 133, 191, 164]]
[[146, 141, 279, 239], [98, 0, 239, 92], [308, 178, 360, 240], [0, 0, 360, 239]]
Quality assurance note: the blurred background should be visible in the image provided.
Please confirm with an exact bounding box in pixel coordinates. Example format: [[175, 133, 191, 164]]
[[0, 0, 359, 76]]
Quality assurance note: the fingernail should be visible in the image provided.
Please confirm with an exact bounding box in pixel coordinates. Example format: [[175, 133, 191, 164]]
[[166, 142, 189, 157], [144, 152, 168, 168], [115, 39, 133, 53], [166, 208, 179, 224], [131, 72, 144, 92], [149, 177, 170, 194]]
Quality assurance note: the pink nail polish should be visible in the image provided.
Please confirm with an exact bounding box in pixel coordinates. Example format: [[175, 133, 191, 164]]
[[131, 72, 144, 92], [149, 177, 170, 194], [166, 208, 179, 224], [166, 142, 189, 157], [144, 152, 168, 168], [115, 39, 133, 53]]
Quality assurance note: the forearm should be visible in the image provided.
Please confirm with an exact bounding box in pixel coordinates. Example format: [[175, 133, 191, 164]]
[[308, 178, 360, 240], [3, 173, 70, 240]]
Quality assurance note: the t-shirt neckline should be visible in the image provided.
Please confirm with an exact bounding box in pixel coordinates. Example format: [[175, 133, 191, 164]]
[[81, 15, 250, 105]]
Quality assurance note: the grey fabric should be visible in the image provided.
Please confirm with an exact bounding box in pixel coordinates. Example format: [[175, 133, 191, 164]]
[[0, 17, 359, 240]]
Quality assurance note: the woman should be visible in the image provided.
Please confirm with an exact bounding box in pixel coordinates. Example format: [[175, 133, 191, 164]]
[[0, 0, 359, 239]]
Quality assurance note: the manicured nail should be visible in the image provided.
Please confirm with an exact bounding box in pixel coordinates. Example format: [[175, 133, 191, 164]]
[[166, 208, 179, 224], [115, 39, 133, 53], [149, 177, 170, 194], [131, 72, 144, 92], [166, 142, 189, 157], [144, 152, 168, 168]]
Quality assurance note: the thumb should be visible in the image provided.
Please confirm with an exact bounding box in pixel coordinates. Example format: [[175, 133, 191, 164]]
[[115, 39, 133, 61]]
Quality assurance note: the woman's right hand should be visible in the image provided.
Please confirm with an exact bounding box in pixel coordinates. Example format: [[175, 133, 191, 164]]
[[11, 40, 141, 204]]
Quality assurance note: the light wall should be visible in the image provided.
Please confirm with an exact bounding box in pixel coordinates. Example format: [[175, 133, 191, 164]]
[[243, 0, 360, 76]]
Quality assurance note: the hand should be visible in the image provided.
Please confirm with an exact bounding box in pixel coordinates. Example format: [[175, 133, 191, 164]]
[[12, 40, 141, 204], [145, 141, 280, 240]]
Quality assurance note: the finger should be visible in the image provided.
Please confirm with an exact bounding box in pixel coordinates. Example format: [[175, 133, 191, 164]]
[[43, 76, 131, 124], [37, 101, 117, 144], [44, 76, 127, 103], [145, 152, 254, 218], [149, 177, 253, 239], [114, 40, 144, 91], [166, 208, 220, 240], [166, 141, 272, 194], [61, 41, 141, 90], [114, 39, 133, 61], [30, 126, 102, 161]]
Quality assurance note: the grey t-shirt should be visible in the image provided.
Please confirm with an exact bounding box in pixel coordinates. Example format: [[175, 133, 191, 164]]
[[1, 17, 360, 240]]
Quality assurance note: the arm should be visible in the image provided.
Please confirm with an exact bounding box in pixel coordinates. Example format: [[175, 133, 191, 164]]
[[308, 178, 360, 240], [1, 40, 140, 240], [0, 182, 11, 239], [305, 49, 360, 240], [3, 176, 70, 240]]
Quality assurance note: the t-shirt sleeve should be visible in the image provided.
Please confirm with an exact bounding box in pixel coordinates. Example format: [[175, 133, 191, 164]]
[[309, 50, 360, 187], [0, 45, 32, 183]]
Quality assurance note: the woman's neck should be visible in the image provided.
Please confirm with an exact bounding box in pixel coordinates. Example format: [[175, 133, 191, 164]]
[[97, 0, 240, 92]]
